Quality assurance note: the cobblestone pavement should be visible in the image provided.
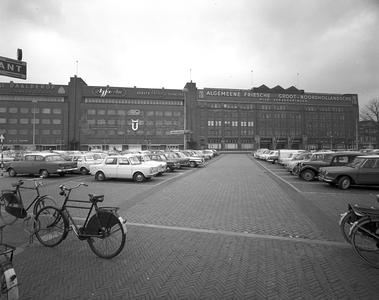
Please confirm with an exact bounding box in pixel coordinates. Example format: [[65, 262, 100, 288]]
[[1, 154, 379, 299]]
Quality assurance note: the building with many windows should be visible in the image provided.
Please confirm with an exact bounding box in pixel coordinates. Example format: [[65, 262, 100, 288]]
[[0, 76, 359, 152]]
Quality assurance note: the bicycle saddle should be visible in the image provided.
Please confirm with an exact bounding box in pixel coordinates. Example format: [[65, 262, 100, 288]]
[[88, 194, 104, 203], [12, 181, 23, 187]]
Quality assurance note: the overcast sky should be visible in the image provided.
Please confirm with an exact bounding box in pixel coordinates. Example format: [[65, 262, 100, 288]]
[[1, 0, 378, 109]]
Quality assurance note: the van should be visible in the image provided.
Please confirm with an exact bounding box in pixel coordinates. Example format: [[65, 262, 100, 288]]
[[278, 150, 305, 165]]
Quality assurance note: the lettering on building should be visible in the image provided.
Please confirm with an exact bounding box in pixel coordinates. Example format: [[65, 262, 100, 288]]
[[92, 87, 126, 97]]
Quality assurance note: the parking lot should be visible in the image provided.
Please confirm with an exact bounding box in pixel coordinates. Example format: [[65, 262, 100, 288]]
[[1, 154, 379, 299]]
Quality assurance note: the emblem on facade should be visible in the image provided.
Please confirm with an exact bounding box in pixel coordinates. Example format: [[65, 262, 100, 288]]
[[131, 119, 139, 131]]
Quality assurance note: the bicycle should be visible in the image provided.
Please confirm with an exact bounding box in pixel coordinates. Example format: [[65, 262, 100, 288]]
[[34, 183, 127, 259], [339, 195, 379, 244], [0, 177, 57, 227], [0, 225, 19, 300]]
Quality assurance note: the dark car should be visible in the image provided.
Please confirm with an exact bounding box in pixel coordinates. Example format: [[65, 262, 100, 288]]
[[148, 153, 180, 172], [295, 151, 362, 181], [318, 155, 379, 189], [163, 152, 190, 168], [3, 152, 78, 177]]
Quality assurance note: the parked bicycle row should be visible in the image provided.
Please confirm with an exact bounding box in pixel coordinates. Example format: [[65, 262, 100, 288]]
[[253, 148, 379, 190], [1, 149, 219, 182], [0, 175, 130, 299]]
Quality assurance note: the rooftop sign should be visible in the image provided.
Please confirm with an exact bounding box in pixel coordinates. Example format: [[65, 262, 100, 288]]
[[0, 55, 27, 79]]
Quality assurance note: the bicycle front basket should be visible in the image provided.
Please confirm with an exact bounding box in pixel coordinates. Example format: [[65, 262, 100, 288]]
[[3, 193, 27, 219]]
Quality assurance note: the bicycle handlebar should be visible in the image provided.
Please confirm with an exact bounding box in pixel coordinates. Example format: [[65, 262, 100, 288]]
[[12, 176, 44, 188], [59, 183, 88, 192]]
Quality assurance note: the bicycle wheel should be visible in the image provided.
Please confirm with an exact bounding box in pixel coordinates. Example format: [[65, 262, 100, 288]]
[[35, 206, 69, 247], [339, 211, 355, 244], [33, 196, 57, 216], [350, 217, 379, 268], [86, 213, 126, 259], [0, 260, 19, 300], [0, 195, 18, 226]]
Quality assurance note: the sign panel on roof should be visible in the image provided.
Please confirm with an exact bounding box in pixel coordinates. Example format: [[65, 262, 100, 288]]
[[0, 56, 27, 79]]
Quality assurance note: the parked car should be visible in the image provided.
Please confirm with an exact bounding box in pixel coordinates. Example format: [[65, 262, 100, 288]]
[[318, 155, 379, 189], [289, 151, 333, 174], [278, 150, 305, 165], [127, 153, 167, 176], [295, 151, 362, 181], [66, 154, 102, 175], [253, 148, 268, 159], [89, 155, 159, 182], [164, 152, 190, 168], [284, 152, 313, 172], [266, 150, 279, 164], [3, 152, 78, 177], [148, 153, 180, 172], [179, 151, 205, 167]]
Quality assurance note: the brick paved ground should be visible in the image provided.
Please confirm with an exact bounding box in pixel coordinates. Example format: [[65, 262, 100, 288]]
[[1, 154, 379, 299]]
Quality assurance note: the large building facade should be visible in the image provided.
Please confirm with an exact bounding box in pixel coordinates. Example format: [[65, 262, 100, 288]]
[[0, 76, 359, 152]]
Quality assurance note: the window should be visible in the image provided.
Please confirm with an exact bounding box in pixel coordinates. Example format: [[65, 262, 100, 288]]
[[42, 119, 51, 124], [88, 109, 96, 115], [52, 119, 61, 125], [41, 130, 50, 135], [9, 108, 18, 113], [20, 108, 29, 113], [97, 110, 105, 115], [107, 110, 116, 115], [53, 108, 62, 114], [42, 108, 51, 114], [9, 119, 17, 124], [0, 108, 6, 113]]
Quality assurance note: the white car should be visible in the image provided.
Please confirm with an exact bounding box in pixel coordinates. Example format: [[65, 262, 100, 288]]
[[89, 155, 159, 182], [126, 153, 167, 175], [66, 154, 102, 175]]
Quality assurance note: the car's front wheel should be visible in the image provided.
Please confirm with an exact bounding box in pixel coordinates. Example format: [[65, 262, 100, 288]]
[[40, 169, 50, 178], [189, 161, 197, 168], [95, 171, 106, 181], [338, 176, 351, 190], [133, 172, 146, 183], [301, 170, 315, 181], [8, 168, 17, 177]]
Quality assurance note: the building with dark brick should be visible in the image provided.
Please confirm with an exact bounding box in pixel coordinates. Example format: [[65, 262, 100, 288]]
[[0, 76, 359, 151]]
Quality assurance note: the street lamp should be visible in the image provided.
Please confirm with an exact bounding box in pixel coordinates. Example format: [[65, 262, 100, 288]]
[[32, 100, 37, 150], [182, 88, 188, 150], [330, 135, 333, 149]]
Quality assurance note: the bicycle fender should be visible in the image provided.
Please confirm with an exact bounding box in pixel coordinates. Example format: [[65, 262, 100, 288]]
[[2, 261, 19, 299], [85, 211, 119, 235]]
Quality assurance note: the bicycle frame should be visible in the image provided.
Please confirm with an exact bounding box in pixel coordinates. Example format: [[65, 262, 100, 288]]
[[2, 178, 50, 216], [59, 186, 120, 239]]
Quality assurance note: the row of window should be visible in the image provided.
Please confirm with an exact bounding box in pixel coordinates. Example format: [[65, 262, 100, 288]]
[[207, 121, 254, 127], [0, 107, 62, 114], [0, 96, 64, 102], [85, 98, 182, 106], [200, 102, 351, 112], [0, 118, 61, 125], [1, 129, 62, 135], [86, 109, 182, 117]]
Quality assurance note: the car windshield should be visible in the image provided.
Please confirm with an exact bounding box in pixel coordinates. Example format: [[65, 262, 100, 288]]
[[347, 157, 366, 167], [159, 155, 167, 160], [128, 156, 141, 165]]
